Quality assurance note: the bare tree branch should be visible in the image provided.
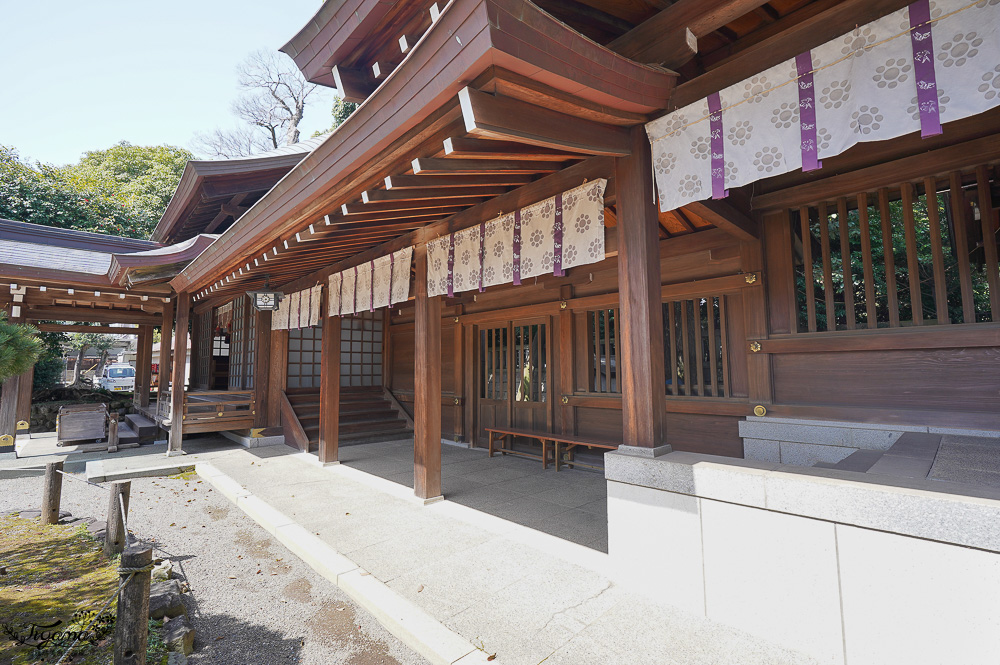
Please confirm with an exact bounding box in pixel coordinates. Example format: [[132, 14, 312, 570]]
[[195, 49, 318, 158]]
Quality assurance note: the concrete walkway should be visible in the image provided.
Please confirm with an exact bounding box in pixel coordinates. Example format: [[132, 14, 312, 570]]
[[193, 443, 815, 665]]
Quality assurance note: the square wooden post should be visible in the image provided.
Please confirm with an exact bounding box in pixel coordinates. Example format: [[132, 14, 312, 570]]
[[1, 303, 32, 446], [319, 306, 341, 465], [253, 310, 272, 427], [614, 126, 668, 454], [134, 325, 153, 409], [413, 245, 442, 501], [267, 329, 288, 426], [157, 298, 175, 405], [167, 293, 190, 455]]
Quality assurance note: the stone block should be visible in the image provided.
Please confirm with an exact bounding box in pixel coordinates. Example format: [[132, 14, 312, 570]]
[[163, 614, 195, 655], [743, 438, 780, 463], [693, 462, 769, 507], [740, 420, 851, 447], [779, 442, 854, 467], [763, 469, 1000, 553], [700, 500, 844, 665], [604, 451, 696, 495], [849, 429, 901, 451], [607, 481, 705, 615], [235, 495, 294, 535], [837, 524, 1000, 665], [149, 580, 186, 620]]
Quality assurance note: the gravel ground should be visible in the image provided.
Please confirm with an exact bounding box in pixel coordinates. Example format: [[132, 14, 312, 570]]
[[0, 470, 429, 665]]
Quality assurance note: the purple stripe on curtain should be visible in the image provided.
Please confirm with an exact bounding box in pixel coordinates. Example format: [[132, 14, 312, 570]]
[[553, 193, 565, 276], [353, 265, 358, 314], [370, 260, 375, 312], [478, 221, 486, 292], [389, 251, 395, 305], [707, 92, 728, 199], [447, 233, 455, 298], [909, 0, 942, 138], [795, 51, 823, 172], [513, 210, 522, 286]]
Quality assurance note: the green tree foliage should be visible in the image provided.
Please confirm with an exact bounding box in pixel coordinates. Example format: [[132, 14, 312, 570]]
[[313, 97, 359, 137], [0, 313, 43, 382], [60, 142, 192, 236], [796, 192, 993, 331], [0, 142, 190, 240], [32, 331, 67, 391]]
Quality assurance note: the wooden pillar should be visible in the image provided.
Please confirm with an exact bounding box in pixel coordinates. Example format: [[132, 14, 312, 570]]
[[167, 293, 190, 455], [558, 285, 575, 436], [413, 245, 442, 500], [253, 310, 272, 428], [42, 460, 64, 525], [741, 239, 773, 407], [134, 325, 153, 409], [157, 298, 175, 403], [0, 302, 31, 447], [452, 306, 464, 443], [318, 309, 341, 464], [114, 545, 151, 665], [267, 329, 288, 426], [614, 126, 667, 452]]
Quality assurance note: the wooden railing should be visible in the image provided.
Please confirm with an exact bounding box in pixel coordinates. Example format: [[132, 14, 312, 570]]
[[157, 389, 255, 434]]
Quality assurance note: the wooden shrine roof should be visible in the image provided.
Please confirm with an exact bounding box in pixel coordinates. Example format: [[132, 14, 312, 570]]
[[173, 0, 677, 307], [152, 135, 327, 245]]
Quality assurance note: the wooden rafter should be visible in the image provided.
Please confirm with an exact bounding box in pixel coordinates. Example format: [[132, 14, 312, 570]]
[[342, 197, 489, 215], [684, 200, 758, 241], [457, 87, 631, 157], [442, 137, 589, 161], [411, 158, 565, 175], [384, 174, 533, 189], [364, 185, 510, 202]]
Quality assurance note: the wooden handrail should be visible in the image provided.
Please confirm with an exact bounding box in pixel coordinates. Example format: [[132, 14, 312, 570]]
[[279, 391, 309, 452], [383, 387, 414, 428]]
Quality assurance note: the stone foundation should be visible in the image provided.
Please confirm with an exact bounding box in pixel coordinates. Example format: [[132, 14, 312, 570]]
[[605, 448, 1000, 665], [740, 416, 1000, 466]]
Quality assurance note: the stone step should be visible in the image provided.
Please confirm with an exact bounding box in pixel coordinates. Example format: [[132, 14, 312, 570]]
[[124, 413, 158, 438], [117, 422, 140, 445], [867, 432, 942, 480], [830, 449, 883, 473]]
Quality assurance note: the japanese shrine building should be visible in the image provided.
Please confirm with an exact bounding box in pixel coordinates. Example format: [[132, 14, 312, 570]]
[[4, 0, 1000, 662]]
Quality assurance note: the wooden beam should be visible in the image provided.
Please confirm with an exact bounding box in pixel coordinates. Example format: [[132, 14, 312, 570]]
[[684, 200, 758, 241], [672, 0, 914, 108], [219, 203, 248, 218], [615, 127, 667, 450], [443, 137, 589, 161], [364, 185, 509, 202], [318, 309, 340, 464], [607, 0, 764, 65], [332, 66, 376, 103], [411, 157, 564, 175], [384, 174, 533, 189], [342, 197, 486, 216], [413, 244, 441, 500], [35, 323, 139, 334], [457, 87, 631, 157], [168, 292, 190, 454], [25, 307, 161, 326]]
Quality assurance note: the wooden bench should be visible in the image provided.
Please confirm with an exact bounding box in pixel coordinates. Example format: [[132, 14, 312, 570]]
[[486, 427, 618, 471]]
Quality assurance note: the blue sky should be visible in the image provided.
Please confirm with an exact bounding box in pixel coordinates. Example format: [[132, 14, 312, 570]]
[[1, 0, 337, 165]]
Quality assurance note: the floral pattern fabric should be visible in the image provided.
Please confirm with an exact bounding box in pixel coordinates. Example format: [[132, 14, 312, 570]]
[[325, 246, 413, 318], [426, 179, 607, 297], [271, 284, 323, 331], [646, 0, 1000, 212]]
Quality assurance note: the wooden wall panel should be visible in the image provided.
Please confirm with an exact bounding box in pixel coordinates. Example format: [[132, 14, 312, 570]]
[[772, 348, 1000, 414], [664, 413, 743, 458], [441, 322, 455, 394], [575, 407, 623, 442], [390, 327, 415, 392]]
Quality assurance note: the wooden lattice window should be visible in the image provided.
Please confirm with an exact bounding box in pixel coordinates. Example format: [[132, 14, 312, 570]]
[[793, 167, 1000, 332], [586, 308, 620, 393], [228, 297, 256, 390], [288, 325, 322, 389], [480, 327, 509, 400], [340, 312, 382, 387], [663, 296, 730, 398]]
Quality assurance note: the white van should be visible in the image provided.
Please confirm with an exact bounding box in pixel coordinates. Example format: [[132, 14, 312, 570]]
[[98, 364, 136, 392]]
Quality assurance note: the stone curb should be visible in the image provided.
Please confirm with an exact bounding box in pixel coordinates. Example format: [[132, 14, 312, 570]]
[[194, 462, 491, 665], [87, 461, 195, 483]]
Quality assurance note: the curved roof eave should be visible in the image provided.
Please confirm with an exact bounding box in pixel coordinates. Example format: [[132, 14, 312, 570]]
[[173, 0, 676, 297]]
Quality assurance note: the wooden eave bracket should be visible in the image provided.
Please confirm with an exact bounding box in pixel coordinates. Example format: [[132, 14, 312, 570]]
[[684, 200, 758, 241], [457, 87, 631, 157]]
